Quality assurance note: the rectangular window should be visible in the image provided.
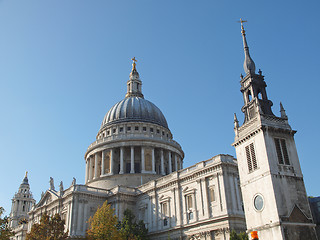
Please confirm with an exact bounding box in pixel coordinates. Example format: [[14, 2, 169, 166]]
[[186, 194, 193, 209], [144, 148, 152, 171], [127, 126, 131, 131], [245, 143, 257, 172], [162, 202, 168, 216], [274, 138, 290, 165], [119, 127, 123, 132], [161, 202, 169, 226], [150, 128, 154, 133], [143, 127, 147, 131], [135, 126, 139, 131]]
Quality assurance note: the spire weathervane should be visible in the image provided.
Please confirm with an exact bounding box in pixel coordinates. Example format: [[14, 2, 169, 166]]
[[25, 171, 28, 178], [131, 57, 137, 71]]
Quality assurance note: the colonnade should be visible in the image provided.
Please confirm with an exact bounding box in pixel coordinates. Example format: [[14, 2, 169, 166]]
[[85, 146, 182, 183]]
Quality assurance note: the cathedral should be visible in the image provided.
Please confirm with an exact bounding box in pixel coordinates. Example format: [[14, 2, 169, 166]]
[[9, 24, 317, 240]]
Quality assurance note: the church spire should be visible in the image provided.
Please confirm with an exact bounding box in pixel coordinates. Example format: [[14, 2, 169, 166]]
[[125, 57, 144, 98], [239, 19, 256, 75], [237, 20, 274, 123]]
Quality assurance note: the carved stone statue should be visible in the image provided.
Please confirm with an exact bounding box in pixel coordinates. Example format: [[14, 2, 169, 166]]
[[72, 177, 76, 186], [59, 181, 64, 192], [49, 177, 55, 190]]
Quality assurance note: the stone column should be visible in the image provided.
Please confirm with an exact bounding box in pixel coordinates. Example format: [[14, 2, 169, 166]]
[[148, 197, 152, 230], [85, 158, 89, 183], [234, 175, 241, 211], [88, 157, 92, 181], [193, 192, 198, 221], [141, 147, 145, 173], [83, 202, 88, 232], [130, 146, 135, 173], [94, 153, 98, 179], [200, 178, 209, 218], [110, 148, 114, 174], [152, 148, 156, 174], [77, 201, 83, 234], [119, 147, 124, 174], [175, 154, 178, 171], [161, 149, 165, 175], [101, 151, 105, 176], [168, 151, 172, 173]]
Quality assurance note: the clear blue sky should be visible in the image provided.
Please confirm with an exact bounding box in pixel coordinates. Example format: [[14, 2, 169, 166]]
[[0, 1, 319, 214]]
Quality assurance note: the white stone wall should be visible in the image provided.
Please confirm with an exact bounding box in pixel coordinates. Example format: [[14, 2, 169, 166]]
[[234, 115, 316, 239], [135, 154, 246, 240]]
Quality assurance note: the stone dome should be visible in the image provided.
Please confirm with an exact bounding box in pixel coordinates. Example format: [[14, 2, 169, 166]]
[[101, 96, 168, 129], [85, 60, 184, 190]]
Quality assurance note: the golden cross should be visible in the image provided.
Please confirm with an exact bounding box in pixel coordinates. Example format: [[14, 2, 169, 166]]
[[131, 57, 137, 63], [25, 171, 28, 178], [237, 18, 247, 31], [131, 57, 137, 70]]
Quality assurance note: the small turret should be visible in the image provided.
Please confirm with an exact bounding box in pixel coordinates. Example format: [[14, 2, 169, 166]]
[[234, 113, 239, 129], [280, 102, 288, 119]]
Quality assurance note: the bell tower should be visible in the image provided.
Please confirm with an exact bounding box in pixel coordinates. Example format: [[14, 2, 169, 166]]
[[232, 20, 317, 239], [9, 172, 35, 236]]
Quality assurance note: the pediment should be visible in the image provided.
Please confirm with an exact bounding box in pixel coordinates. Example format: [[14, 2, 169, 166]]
[[282, 204, 312, 223], [36, 190, 60, 207]]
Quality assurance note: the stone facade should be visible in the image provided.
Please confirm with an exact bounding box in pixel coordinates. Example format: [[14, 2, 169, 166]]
[[26, 155, 245, 240]]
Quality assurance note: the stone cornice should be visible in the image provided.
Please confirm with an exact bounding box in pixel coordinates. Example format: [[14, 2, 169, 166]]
[[233, 120, 296, 147], [233, 126, 262, 147]]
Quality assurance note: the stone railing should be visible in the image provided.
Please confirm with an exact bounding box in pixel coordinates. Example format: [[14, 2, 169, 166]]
[[87, 134, 182, 151], [63, 185, 110, 196]]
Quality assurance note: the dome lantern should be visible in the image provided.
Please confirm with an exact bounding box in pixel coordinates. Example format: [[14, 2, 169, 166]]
[[125, 57, 144, 98]]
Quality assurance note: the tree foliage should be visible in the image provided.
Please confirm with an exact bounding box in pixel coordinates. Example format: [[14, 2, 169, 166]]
[[0, 207, 14, 240], [230, 230, 249, 240], [118, 209, 148, 240], [87, 201, 148, 240], [87, 201, 121, 240], [26, 213, 68, 240]]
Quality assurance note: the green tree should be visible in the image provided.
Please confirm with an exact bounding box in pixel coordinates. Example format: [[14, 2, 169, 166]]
[[119, 209, 148, 240], [87, 201, 121, 240], [26, 213, 68, 240], [230, 230, 248, 240], [0, 207, 14, 240]]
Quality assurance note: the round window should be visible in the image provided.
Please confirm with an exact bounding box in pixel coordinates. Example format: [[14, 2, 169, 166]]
[[254, 194, 264, 211]]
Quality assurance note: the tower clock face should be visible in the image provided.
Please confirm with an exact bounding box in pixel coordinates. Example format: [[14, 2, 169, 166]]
[[254, 194, 264, 211]]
